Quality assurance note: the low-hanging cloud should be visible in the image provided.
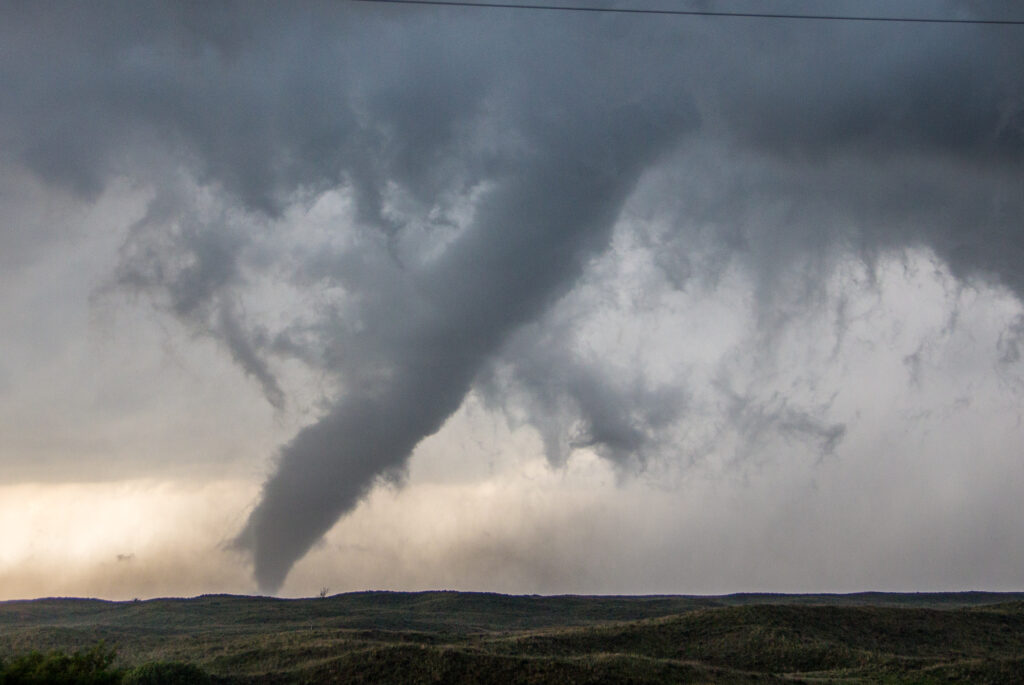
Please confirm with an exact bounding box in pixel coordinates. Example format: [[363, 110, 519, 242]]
[[2, 1, 1023, 592]]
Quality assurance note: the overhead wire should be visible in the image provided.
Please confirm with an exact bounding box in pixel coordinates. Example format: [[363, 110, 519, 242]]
[[350, 0, 1024, 25]]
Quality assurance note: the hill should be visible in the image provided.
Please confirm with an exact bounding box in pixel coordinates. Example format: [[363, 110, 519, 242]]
[[2, 591, 1024, 683]]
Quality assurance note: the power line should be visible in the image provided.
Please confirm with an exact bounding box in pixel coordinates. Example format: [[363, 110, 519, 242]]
[[351, 0, 1024, 25]]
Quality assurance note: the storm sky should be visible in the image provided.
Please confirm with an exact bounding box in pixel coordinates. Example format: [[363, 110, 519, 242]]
[[2, 0, 1024, 599]]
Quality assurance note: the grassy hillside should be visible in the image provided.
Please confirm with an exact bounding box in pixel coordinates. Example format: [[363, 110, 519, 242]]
[[2, 592, 1024, 683]]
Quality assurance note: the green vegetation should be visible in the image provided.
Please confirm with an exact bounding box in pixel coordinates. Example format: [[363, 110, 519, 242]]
[[0, 643, 216, 685], [0, 642, 120, 684], [2, 592, 1023, 683], [120, 661, 212, 685]]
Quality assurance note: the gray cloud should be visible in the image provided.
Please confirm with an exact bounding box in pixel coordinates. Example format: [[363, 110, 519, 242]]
[[998, 314, 1024, 365], [2, 1, 1023, 592], [235, 56, 699, 589], [478, 312, 690, 471]]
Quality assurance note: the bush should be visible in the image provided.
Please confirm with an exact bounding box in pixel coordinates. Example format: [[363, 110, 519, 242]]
[[121, 661, 212, 685], [0, 642, 120, 684]]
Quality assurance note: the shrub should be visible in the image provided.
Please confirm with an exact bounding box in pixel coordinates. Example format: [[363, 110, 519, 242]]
[[0, 642, 120, 684], [121, 661, 212, 685]]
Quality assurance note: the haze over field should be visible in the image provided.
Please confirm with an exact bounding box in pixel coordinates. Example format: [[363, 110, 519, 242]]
[[1, 0, 1023, 598]]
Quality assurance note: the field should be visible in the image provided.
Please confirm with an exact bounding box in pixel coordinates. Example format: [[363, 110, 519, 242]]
[[3, 591, 1024, 683]]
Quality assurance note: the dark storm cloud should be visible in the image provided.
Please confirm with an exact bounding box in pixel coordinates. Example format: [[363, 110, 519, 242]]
[[677, 7, 1024, 302], [2, 1, 1022, 591]]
